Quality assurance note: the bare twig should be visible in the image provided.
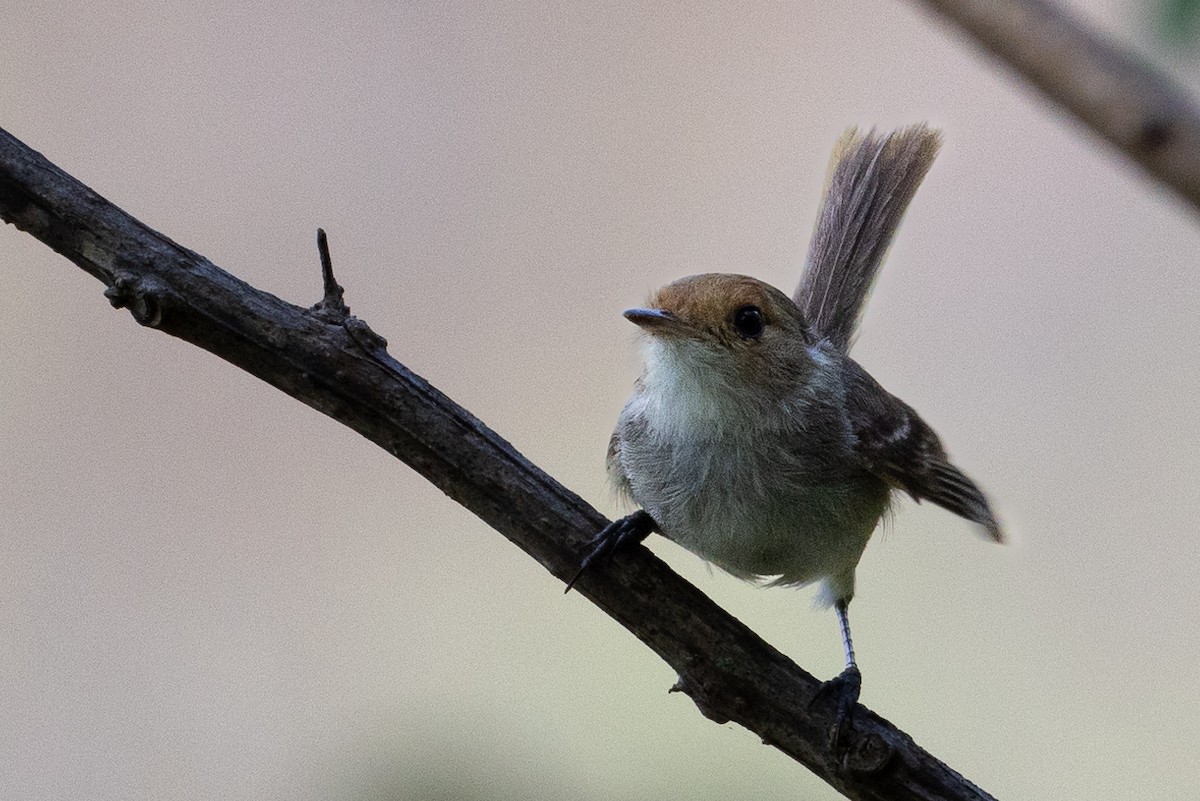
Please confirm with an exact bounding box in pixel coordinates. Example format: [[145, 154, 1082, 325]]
[[0, 126, 996, 801], [311, 227, 350, 321], [914, 0, 1200, 211]]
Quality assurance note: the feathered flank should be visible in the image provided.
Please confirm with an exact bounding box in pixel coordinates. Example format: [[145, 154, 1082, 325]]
[[796, 125, 942, 352]]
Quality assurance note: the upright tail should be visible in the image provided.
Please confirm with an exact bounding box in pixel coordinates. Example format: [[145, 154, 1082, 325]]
[[794, 125, 942, 352]]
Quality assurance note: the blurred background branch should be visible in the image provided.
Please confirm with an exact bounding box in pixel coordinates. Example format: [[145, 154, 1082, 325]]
[[915, 0, 1200, 211]]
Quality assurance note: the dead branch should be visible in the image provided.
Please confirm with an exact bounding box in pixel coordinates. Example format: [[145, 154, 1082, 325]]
[[0, 126, 996, 801]]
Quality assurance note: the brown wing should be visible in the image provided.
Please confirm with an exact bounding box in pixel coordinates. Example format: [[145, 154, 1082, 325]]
[[844, 360, 1002, 542]]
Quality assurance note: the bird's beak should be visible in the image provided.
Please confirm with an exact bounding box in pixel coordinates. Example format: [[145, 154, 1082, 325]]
[[624, 307, 680, 333]]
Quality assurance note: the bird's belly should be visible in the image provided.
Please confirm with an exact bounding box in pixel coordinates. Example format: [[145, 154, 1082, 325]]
[[633, 446, 888, 587]]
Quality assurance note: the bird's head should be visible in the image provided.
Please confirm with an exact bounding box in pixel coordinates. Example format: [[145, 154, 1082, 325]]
[[626, 274, 825, 412]]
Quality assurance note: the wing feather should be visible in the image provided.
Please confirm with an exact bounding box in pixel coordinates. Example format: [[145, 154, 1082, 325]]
[[843, 360, 1002, 542]]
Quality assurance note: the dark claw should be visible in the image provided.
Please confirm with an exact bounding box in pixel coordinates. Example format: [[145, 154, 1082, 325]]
[[564, 510, 656, 593], [810, 664, 862, 754]]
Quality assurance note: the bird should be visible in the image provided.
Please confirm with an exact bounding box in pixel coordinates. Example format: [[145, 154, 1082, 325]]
[[565, 124, 1002, 746]]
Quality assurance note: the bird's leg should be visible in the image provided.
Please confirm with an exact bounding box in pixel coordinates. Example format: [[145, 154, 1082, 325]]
[[563, 510, 657, 593], [811, 600, 862, 752]]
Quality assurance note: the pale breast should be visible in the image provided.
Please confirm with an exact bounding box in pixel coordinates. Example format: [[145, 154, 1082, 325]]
[[616, 408, 889, 588]]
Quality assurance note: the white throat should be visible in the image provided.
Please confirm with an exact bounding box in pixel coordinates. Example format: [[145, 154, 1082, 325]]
[[637, 338, 756, 440], [635, 336, 837, 442]]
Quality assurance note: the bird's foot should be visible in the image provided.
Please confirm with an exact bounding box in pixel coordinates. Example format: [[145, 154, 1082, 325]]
[[810, 664, 862, 754], [564, 510, 656, 593]]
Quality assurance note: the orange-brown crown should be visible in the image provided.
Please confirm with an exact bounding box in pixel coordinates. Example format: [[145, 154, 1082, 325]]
[[628, 274, 809, 345]]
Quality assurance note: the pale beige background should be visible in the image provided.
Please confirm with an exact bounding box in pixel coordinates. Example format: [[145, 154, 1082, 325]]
[[2, 2, 1198, 799]]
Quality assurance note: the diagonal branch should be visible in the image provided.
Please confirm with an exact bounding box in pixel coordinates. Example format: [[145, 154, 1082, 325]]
[[913, 0, 1200, 212], [0, 126, 995, 801]]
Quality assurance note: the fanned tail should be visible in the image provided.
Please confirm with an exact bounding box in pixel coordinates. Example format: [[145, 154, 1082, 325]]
[[795, 125, 942, 352]]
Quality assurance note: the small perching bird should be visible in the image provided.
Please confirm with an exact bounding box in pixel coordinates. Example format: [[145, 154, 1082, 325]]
[[567, 125, 1002, 745]]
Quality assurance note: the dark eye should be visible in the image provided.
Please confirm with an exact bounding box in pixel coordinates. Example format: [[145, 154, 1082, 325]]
[[732, 305, 764, 339]]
